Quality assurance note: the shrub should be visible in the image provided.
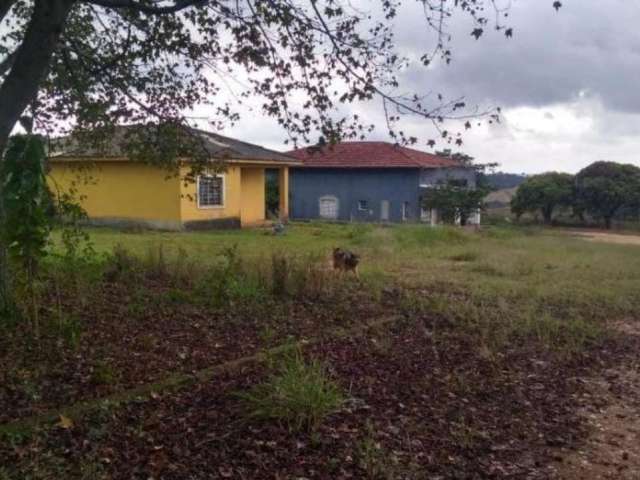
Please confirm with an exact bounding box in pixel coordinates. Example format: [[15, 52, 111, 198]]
[[103, 244, 139, 283], [194, 244, 267, 307], [144, 243, 168, 279], [238, 350, 343, 432], [53, 313, 82, 349]]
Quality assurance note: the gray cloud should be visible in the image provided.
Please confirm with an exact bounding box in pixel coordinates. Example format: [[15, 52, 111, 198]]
[[213, 0, 640, 174], [396, 1, 640, 113]]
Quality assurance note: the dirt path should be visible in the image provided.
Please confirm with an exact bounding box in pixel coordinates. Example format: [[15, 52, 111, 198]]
[[552, 321, 640, 479], [568, 230, 640, 246]]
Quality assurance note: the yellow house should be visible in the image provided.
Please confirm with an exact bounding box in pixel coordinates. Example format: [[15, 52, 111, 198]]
[[46, 126, 301, 230]]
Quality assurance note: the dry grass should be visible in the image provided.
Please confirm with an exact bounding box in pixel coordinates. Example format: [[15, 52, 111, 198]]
[[48, 222, 640, 353]]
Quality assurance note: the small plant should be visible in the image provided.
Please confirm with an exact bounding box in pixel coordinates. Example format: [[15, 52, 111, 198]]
[[195, 244, 268, 307], [288, 253, 334, 300], [144, 243, 168, 279], [271, 252, 289, 297], [54, 314, 82, 349], [448, 251, 478, 262], [2, 135, 51, 335], [238, 349, 343, 432], [138, 333, 156, 351], [92, 360, 118, 385], [103, 243, 139, 282], [170, 247, 195, 286], [259, 324, 277, 346], [164, 288, 194, 305], [356, 421, 394, 479]]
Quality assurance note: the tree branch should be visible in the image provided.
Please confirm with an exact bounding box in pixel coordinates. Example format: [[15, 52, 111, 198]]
[[87, 0, 208, 14], [0, 0, 17, 24], [0, 49, 17, 77], [0, 0, 75, 151]]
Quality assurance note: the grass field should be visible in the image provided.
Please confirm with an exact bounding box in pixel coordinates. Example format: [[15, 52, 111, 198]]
[[3, 222, 640, 479], [53, 221, 640, 352]]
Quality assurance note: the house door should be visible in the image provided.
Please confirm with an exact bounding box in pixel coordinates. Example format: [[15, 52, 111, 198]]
[[319, 196, 339, 219], [380, 200, 390, 221]]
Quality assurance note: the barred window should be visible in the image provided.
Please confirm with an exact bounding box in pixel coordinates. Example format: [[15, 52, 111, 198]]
[[197, 174, 224, 208]]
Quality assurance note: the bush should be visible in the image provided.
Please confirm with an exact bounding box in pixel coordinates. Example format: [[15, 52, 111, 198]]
[[103, 244, 140, 283], [238, 349, 343, 432], [193, 244, 267, 307], [143, 243, 168, 279]]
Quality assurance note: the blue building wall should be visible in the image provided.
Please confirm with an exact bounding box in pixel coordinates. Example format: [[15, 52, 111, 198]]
[[290, 168, 421, 222], [290, 166, 477, 223]]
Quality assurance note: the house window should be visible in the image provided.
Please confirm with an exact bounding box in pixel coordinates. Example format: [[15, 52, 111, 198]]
[[358, 200, 368, 211], [402, 201, 410, 221], [319, 195, 339, 219], [420, 206, 431, 222], [197, 174, 224, 208], [448, 178, 468, 188]]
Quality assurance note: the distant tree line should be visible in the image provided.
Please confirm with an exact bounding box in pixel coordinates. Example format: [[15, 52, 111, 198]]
[[485, 172, 528, 190], [510, 161, 640, 229]]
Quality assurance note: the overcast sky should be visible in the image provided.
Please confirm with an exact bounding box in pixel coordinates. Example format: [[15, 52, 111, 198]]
[[208, 0, 640, 174]]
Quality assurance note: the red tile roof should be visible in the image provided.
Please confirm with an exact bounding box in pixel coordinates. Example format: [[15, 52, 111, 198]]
[[287, 142, 462, 169]]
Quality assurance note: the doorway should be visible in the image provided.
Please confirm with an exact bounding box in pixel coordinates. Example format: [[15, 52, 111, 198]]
[[265, 168, 280, 219], [319, 195, 339, 219], [380, 200, 390, 221]]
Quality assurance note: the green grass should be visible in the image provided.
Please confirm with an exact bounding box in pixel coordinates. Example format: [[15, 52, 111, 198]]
[[237, 348, 344, 432], [48, 222, 640, 353]]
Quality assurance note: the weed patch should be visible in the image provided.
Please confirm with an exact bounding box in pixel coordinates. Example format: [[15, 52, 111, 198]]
[[237, 349, 343, 432], [448, 251, 479, 262]]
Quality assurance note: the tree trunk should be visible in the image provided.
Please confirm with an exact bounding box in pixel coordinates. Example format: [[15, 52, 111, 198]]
[[604, 216, 612, 229], [0, 190, 9, 316], [0, 0, 75, 315], [542, 206, 553, 225]]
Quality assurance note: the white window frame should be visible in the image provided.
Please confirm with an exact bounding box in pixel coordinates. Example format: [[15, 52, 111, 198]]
[[357, 200, 368, 211], [197, 173, 225, 209]]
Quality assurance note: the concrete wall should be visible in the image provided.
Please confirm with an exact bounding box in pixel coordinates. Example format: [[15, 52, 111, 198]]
[[48, 161, 182, 225], [290, 168, 422, 222], [240, 167, 266, 226], [50, 160, 288, 230]]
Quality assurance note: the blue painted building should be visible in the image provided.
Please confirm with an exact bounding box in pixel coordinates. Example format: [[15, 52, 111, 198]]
[[288, 142, 478, 224]]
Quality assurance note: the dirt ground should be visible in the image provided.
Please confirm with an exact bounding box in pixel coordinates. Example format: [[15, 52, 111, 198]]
[[552, 320, 640, 479], [568, 230, 640, 246]]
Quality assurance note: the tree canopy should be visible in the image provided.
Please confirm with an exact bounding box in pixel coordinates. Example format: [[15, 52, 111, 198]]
[[0, 0, 563, 159], [575, 161, 640, 229], [510, 172, 574, 224]]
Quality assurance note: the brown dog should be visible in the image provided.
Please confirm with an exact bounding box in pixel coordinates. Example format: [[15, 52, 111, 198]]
[[332, 247, 360, 278]]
